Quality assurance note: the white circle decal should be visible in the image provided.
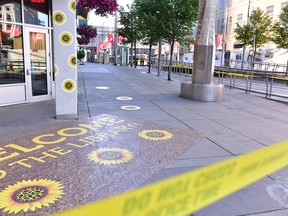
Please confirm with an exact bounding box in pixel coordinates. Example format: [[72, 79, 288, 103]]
[[121, 105, 140, 111]]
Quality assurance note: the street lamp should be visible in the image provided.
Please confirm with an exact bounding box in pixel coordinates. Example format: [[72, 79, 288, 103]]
[[113, 11, 118, 65], [102, 21, 106, 64]]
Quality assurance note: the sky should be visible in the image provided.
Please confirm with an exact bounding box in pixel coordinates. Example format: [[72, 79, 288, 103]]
[[88, 0, 133, 27]]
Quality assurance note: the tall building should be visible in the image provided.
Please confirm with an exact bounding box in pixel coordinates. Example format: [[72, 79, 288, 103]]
[[216, 0, 288, 51]]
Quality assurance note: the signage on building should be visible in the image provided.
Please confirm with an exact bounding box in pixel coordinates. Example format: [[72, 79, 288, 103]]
[[216, 34, 223, 50], [31, 0, 45, 2], [233, 44, 243, 48]]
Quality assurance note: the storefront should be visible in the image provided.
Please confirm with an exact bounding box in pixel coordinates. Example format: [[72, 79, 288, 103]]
[[0, 0, 77, 118]]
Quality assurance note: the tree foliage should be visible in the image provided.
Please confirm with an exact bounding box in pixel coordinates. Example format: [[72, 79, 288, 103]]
[[234, 23, 252, 47], [118, 4, 142, 67], [77, 49, 85, 61], [133, 0, 198, 80], [234, 8, 272, 64], [249, 8, 272, 51], [271, 5, 288, 49]]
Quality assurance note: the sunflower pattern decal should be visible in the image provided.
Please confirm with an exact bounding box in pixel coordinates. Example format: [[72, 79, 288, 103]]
[[88, 148, 134, 165], [62, 79, 76, 92], [68, 54, 77, 68], [69, 0, 76, 13], [138, 130, 174, 141], [54, 64, 59, 76], [53, 11, 66, 25], [59, 32, 73, 46], [0, 179, 64, 214]]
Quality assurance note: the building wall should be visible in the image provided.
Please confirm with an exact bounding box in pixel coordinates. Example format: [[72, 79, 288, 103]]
[[216, 0, 288, 51]]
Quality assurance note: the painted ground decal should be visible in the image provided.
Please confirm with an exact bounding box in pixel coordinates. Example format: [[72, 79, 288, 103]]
[[0, 114, 202, 215], [0, 179, 64, 214], [88, 148, 134, 165]]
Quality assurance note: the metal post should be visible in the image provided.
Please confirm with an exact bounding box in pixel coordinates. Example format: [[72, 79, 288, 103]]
[[221, 0, 227, 67], [113, 11, 118, 65], [157, 36, 162, 76]]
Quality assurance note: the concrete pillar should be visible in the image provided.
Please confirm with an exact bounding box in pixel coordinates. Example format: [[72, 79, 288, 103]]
[[180, 0, 224, 101], [52, 0, 78, 119]]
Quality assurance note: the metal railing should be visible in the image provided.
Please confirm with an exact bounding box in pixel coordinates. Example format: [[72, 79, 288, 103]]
[[215, 67, 288, 100], [226, 60, 288, 73], [149, 58, 288, 101]]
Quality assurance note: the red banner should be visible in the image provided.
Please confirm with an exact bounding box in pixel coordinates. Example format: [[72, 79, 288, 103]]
[[118, 36, 124, 44], [217, 34, 223, 50], [108, 34, 114, 47], [98, 41, 104, 52]]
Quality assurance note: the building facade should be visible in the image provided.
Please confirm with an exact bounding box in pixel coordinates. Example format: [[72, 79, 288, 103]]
[[0, 0, 77, 118], [216, 0, 288, 51]]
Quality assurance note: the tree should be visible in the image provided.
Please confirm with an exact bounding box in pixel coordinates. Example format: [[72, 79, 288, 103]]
[[249, 8, 272, 65], [134, 0, 160, 73], [271, 5, 288, 49], [234, 23, 253, 68], [77, 49, 85, 65], [118, 4, 141, 68], [134, 0, 198, 80], [164, 0, 198, 81], [234, 8, 272, 68]]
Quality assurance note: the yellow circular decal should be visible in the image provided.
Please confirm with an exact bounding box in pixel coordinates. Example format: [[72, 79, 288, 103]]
[[62, 79, 76, 92], [0, 179, 64, 214], [69, 0, 76, 13], [53, 11, 66, 25], [138, 130, 174, 141], [68, 54, 77, 68], [54, 64, 59, 76], [88, 148, 134, 165], [59, 32, 73, 46]]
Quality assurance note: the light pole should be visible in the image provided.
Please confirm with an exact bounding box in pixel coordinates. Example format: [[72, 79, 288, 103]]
[[113, 11, 118, 65], [221, 0, 227, 67], [101, 21, 106, 64]]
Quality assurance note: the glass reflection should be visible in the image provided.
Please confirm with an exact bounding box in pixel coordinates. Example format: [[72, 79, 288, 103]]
[[0, 0, 22, 23], [0, 23, 24, 85], [24, 0, 49, 27], [29, 32, 47, 96]]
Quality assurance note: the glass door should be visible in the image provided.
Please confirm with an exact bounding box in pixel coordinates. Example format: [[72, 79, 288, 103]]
[[24, 27, 51, 102]]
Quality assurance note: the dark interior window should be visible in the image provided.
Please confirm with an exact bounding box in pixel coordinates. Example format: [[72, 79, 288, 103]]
[[24, 0, 49, 27]]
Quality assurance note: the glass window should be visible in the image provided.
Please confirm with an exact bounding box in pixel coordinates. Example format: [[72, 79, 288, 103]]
[[24, 0, 49, 27], [281, 2, 288, 10], [266, 6, 274, 16], [6, 14, 12, 21], [0, 0, 22, 23], [221, 18, 224, 34], [228, 16, 232, 34], [237, 14, 243, 25], [217, 20, 221, 33], [0, 23, 25, 85]]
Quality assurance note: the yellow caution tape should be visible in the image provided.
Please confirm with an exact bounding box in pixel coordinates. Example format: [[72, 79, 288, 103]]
[[54, 140, 288, 216]]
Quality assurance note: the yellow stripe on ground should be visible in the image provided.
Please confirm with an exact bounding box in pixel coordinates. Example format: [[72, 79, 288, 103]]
[[55, 140, 288, 216], [215, 71, 259, 78], [270, 76, 288, 81]]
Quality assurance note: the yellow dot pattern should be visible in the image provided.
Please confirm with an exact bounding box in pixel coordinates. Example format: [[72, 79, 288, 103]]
[[62, 79, 76, 92], [53, 11, 66, 25], [59, 32, 73, 46], [69, 0, 76, 13], [68, 55, 77, 68], [54, 64, 59, 76]]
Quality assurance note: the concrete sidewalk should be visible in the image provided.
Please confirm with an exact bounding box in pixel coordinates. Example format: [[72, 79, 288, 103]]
[[0, 63, 288, 216]]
